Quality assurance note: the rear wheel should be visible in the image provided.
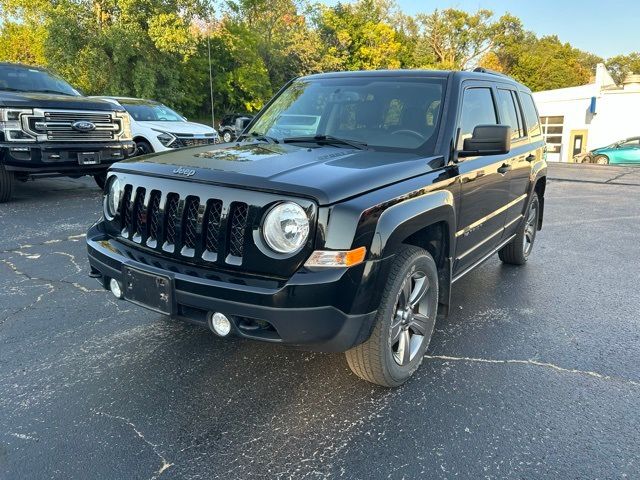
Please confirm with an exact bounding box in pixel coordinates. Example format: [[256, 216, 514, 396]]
[[345, 246, 439, 387], [0, 163, 14, 203], [594, 155, 609, 165], [499, 194, 540, 265]]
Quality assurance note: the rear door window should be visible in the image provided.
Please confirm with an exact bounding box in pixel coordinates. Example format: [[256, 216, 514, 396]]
[[520, 92, 542, 137], [497, 89, 524, 140]]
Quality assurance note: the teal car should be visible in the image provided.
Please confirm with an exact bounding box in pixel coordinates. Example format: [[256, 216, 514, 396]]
[[589, 137, 640, 165]]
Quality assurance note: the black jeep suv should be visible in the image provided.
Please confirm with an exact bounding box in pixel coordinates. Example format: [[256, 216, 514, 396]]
[[0, 62, 135, 202], [87, 69, 547, 387]]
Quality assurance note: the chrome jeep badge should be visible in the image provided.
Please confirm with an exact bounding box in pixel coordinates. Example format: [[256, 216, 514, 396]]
[[173, 167, 196, 177]]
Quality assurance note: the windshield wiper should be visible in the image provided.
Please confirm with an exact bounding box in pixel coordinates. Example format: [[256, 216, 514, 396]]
[[238, 131, 279, 144], [282, 135, 367, 150]]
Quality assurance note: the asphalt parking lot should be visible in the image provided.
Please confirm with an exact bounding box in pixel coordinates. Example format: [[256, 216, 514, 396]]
[[1, 163, 639, 479]]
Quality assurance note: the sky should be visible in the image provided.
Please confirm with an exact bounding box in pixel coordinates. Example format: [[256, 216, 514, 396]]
[[320, 0, 639, 59]]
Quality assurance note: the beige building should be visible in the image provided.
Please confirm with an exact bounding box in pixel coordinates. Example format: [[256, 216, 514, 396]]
[[532, 64, 640, 162]]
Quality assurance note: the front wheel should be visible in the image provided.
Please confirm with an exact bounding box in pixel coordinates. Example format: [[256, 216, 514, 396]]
[[0, 163, 14, 203], [594, 155, 609, 165], [222, 131, 233, 143], [345, 246, 439, 387], [135, 140, 154, 156], [499, 194, 540, 265], [93, 173, 107, 190]]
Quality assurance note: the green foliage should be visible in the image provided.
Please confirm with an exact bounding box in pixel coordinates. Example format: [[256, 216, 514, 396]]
[[484, 33, 602, 91], [0, 0, 635, 121], [606, 53, 640, 84]]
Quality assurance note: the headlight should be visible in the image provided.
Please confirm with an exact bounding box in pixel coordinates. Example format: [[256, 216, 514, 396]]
[[156, 131, 176, 147], [105, 175, 123, 219], [0, 108, 35, 142], [115, 112, 132, 140], [262, 202, 310, 254]]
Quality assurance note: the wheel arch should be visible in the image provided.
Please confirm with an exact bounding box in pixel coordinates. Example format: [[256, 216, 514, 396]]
[[372, 190, 456, 317]]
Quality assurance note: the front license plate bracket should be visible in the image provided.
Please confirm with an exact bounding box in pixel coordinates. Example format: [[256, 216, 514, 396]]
[[122, 265, 175, 315]]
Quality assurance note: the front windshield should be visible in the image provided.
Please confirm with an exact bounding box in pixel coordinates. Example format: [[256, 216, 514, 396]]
[[248, 76, 446, 152], [121, 103, 184, 122], [0, 64, 80, 96]]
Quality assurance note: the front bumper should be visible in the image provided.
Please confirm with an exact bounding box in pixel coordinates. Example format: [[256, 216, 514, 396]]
[[1, 141, 136, 175], [87, 224, 384, 352]]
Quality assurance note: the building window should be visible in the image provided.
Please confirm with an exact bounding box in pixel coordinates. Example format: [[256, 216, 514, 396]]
[[540, 116, 564, 154]]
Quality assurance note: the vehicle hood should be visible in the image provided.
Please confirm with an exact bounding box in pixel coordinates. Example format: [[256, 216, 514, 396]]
[[137, 120, 217, 136], [111, 142, 440, 205], [0, 91, 124, 111]]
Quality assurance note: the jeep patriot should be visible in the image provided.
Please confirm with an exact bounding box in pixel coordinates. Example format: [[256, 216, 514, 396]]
[[86, 69, 547, 387]]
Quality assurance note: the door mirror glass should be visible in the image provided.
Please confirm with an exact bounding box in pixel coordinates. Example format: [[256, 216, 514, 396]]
[[459, 125, 511, 157]]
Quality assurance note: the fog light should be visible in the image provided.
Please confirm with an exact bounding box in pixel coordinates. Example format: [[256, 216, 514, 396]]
[[109, 278, 123, 299], [208, 312, 232, 337]]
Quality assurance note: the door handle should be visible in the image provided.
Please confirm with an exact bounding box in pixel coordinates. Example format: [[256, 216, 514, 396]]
[[525, 154, 536, 163], [497, 163, 511, 174]]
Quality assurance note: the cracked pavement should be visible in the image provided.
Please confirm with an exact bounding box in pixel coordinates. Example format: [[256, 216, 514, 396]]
[[1, 166, 639, 479]]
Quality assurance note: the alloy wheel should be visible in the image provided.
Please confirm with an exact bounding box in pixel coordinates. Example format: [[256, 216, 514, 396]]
[[522, 200, 538, 256], [390, 271, 433, 366]]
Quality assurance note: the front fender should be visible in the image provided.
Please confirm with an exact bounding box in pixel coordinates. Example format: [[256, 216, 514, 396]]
[[371, 190, 456, 260]]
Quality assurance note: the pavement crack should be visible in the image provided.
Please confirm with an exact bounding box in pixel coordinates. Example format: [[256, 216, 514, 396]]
[[0, 233, 86, 255], [94, 411, 173, 478], [425, 355, 640, 387], [0, 258, 100, 299], [53, 251, 84, 275]]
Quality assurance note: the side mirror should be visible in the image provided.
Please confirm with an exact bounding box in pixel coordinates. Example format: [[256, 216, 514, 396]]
[[234, 116, 252, 133], [459, 125, 511, 157]]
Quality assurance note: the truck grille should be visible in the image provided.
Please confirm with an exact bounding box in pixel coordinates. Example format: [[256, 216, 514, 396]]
[[174, 137, 218, 148], [117, 185, 251, 266], [23, 109, 123, 142]]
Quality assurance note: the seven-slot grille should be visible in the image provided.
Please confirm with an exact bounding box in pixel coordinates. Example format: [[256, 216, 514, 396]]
[[117, 186, 250, 265]]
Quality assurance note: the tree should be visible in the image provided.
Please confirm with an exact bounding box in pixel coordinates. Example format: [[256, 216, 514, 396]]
[[606, 53, 640, 84], [316, 0, 402, 71], [484, 33, 602, 91], [412, 9, 521, 70]]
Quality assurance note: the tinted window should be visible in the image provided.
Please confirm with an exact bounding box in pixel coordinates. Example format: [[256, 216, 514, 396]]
[[620, 138, 640, 147], [121, 103, 184, 122], [520, 92, 542, 137], [496, 89, 523, 139], [0, 65, 79, 96], [458, 87, 497, 149], [248, 77, 446, 153]]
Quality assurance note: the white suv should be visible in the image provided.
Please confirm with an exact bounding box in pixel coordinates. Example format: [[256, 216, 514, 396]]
[[95, 97, 219, 155]]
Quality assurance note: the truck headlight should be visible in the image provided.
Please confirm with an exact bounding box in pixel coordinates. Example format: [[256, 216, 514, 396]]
[[262, 202, 309, 254], [116, 111, 132, 140], [105, 175, 123, 218], [0, 108, 35, 142]]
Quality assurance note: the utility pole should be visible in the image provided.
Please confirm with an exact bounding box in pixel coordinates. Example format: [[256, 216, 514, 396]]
[[207, 24, 215, 129]]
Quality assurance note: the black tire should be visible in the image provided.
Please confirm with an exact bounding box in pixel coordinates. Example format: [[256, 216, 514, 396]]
[[499, 194, 540, 265], [222, 131, 233, 143], [0, 163, 14, 203], [93, 172, 107, 190], [345, 246, 439, 387], [135, 140, 154, 156], [594, 155, 609, 165]]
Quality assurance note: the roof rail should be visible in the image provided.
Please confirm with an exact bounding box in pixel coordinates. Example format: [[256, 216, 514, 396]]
[[472, 67, 511, 79]]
